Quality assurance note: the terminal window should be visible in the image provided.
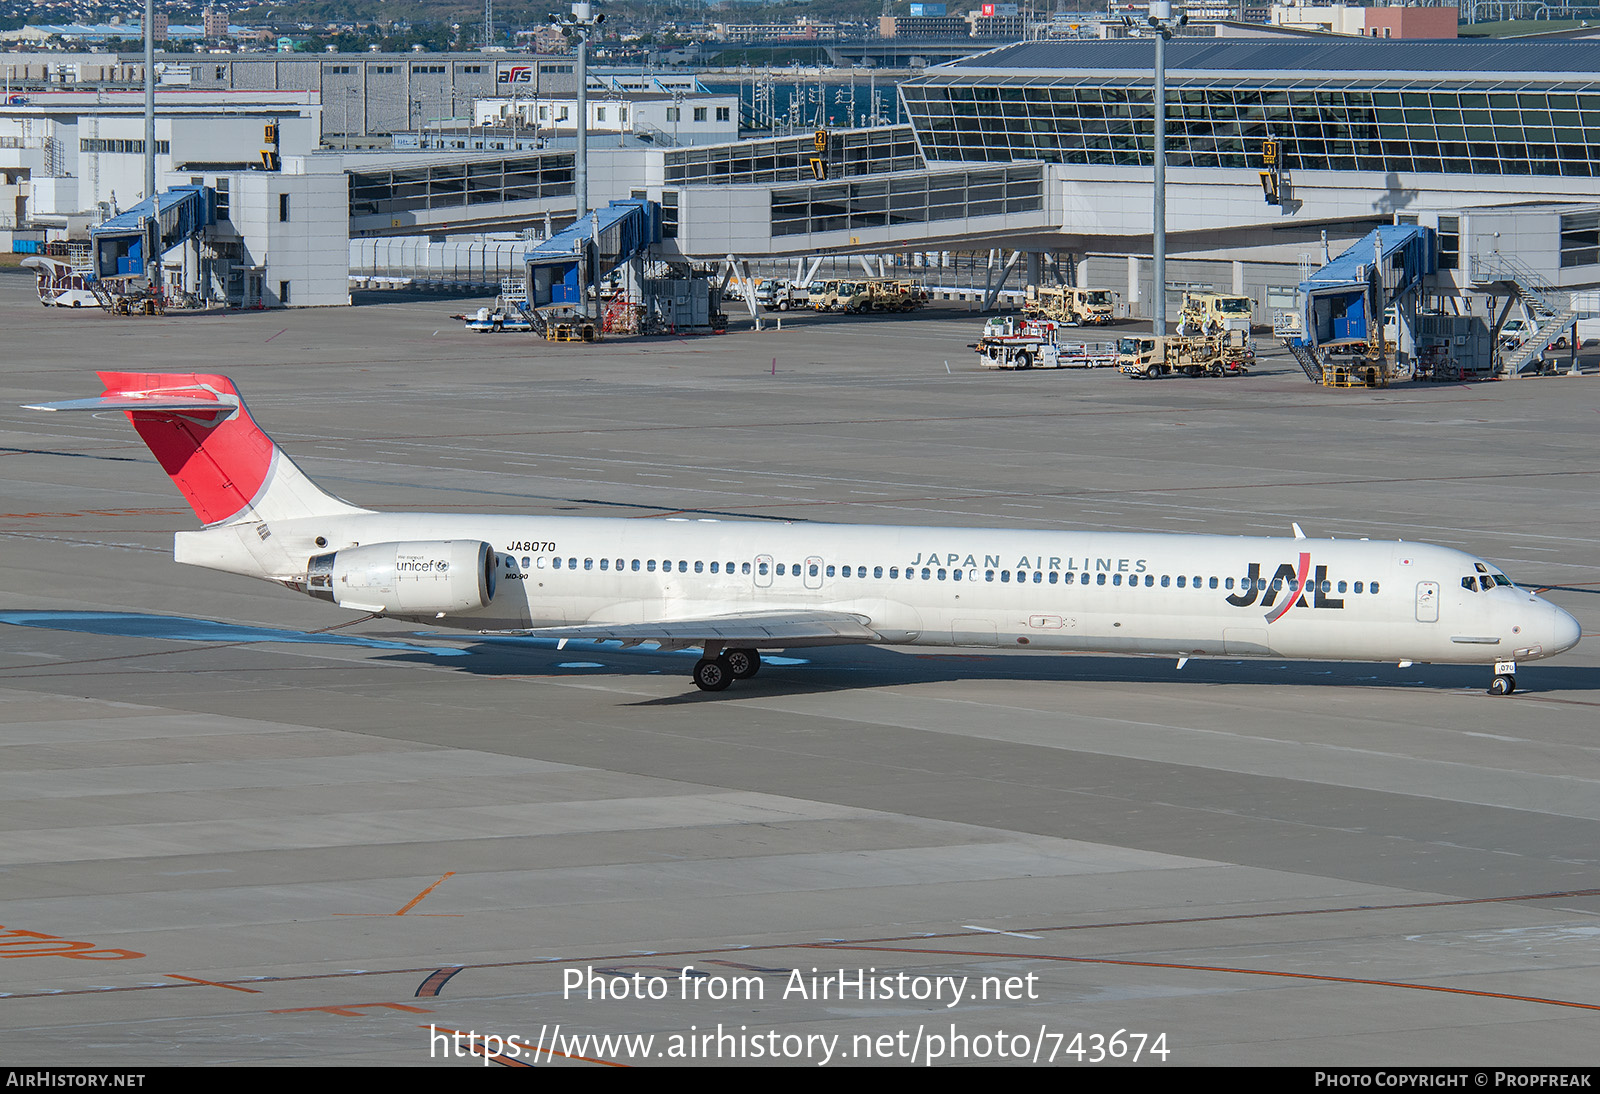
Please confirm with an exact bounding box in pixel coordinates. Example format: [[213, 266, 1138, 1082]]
[[79, 139, 169, 155], [666, 127, 921, 187], [770, 165, 1041, 237], [1437, 217, 1460, 270], [1560, 212, 1599, 267], [662, 191, 679, 239], [902, 82, 1599, 179], [346, 152, 576, 218]]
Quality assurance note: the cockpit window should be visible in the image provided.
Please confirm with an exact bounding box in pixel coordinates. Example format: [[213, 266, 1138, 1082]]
[[1474, 562, 1514, 588]]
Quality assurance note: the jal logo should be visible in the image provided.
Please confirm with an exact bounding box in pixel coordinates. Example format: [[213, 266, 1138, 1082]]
[[1225, 553, 1345, 623]]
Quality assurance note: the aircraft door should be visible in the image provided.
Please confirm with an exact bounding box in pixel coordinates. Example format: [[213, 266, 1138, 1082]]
[[754, 554, 773, 589], [804, 555, 824, 590], [1415, 581, 1439, 623]]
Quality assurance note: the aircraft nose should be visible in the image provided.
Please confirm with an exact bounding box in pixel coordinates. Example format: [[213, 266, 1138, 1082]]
[[1547, 603, 1582, 655]]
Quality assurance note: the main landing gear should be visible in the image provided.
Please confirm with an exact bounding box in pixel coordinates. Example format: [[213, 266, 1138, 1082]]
[[692, 647, 762, 692], [1488, 659, 1517, 696]]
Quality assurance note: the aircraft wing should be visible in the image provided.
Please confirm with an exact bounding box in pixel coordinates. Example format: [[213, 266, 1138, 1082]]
[[483, 610, 882, 650]]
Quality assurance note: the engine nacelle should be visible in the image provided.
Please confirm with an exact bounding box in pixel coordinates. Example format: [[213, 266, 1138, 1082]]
[[306, 540, 497, 615]]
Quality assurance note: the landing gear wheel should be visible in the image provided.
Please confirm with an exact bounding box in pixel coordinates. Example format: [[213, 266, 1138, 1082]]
[[1488, 674, 1516, 696], [725, 648, 761, 680], [694, 657, 733, 692]]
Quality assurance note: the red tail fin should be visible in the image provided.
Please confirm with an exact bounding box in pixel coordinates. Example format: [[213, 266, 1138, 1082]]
[[29, 374, 366, 526], [98, 373, 272, 525]]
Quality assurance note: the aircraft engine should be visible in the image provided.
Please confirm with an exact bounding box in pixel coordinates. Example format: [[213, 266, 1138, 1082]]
[[306, 540, 497, 615]]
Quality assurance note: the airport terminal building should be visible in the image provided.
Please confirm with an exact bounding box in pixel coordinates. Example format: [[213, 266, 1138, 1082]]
[[7, 37, 1600, 310]]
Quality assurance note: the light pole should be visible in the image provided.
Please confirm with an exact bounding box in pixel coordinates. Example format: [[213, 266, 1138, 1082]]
[[551, 2, 605, 221], [551, 3, 605, 322], [1143, 2, 1185, 337], [143, 0, 157, 291]]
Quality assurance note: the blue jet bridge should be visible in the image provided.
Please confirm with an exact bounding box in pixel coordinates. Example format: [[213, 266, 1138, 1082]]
[[89, 184, 216, 281], [1290, 224, 1436, 385], [522, 198, 661, 310]]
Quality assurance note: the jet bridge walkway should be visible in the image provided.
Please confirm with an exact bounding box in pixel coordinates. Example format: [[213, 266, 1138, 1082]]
[[1291, 224, 1436, 386], [89, 184, 216, 283], [522, 198, 661, 311]]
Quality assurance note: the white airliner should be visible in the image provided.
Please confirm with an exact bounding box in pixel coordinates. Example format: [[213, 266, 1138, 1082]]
[[27, 372, 1581, 695]]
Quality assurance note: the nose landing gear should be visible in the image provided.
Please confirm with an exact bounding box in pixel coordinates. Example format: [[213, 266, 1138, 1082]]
[[1488, 659, 1517, 696]]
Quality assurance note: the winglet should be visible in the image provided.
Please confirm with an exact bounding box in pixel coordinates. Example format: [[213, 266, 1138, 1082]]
[[1292, 522, 1306, 540]]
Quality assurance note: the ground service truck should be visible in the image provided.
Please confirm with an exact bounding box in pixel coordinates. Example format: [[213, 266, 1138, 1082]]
[[1025, 286, 1118, 326]]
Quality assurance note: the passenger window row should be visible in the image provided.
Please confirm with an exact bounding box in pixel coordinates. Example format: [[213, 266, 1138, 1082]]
[[509, 555, 1381, 594], [514, 556, 751, 574]]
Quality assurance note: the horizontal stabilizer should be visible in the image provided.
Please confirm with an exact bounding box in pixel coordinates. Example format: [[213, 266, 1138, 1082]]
[[24, 394, 237, 416]]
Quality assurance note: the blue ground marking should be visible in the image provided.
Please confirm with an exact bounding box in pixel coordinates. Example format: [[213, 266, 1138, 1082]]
[[0, 611, 470, 656]]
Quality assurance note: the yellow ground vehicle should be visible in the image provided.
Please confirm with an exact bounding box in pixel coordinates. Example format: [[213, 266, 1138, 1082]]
[[810, 280, 848, 311], [878, 278, 929, 312], [1178, 292, 1254, 335], [811, 279, 870, 312], [1117, 331, 1253, 377], [1026, 286, 1117, 325], [814, 278, 926, 314]]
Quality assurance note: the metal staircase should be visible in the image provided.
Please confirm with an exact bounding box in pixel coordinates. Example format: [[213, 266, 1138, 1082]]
[[1289, 343, 1322, 382], [1469, 252, 1579, 377], [630, 121, 678, 147], [499, 275, 546, 333]]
